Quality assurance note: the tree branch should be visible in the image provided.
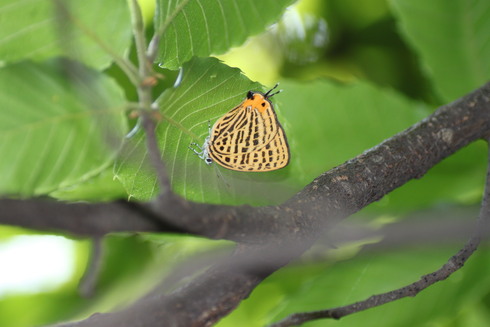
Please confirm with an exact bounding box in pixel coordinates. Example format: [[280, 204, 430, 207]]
[[269, 137, 490, 327], [0, 199, 185, 236]]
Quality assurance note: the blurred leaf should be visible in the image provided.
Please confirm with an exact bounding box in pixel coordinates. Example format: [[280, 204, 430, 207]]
[[0, 60, 127, 196], [277, 79, 429, 184], [275, 8, 329, 65], [220, 245, 490, 327], [390, 0, 490, 102], [0, 0, 131, 69], [50, 168, 127, 202], [66, 234, 233, 321], [155, 0, 296, 69], [84, 234, 157, 312], [217, 33, 283, 86]]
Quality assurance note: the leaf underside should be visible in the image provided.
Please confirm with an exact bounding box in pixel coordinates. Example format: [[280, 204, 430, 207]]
[[155, 0, 296, 70], [0, 60, 127, 196]]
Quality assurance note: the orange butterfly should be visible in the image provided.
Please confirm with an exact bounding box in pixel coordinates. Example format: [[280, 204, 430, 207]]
[[190, 84, 290, 172]]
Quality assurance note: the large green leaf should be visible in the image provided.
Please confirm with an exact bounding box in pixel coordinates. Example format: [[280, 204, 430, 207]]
[[0, 0, 131, 70], [390, 0, 490, 102], [155, 0, 296, 70], [115, 57, 298, 205], [0, 60, 127, 196]]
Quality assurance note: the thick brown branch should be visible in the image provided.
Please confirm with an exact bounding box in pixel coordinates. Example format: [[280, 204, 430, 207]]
[[0, 199, 185, 236], [269, 138, 490, 327]]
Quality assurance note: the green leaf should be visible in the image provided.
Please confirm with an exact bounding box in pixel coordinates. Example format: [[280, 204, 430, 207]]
[[50, 168, 128, 202], [116, 57, 297, 205], [0, 0, 132, 70], [155, 0, 296, 70], [390, 0, 490, 102], [220, 246, 490, 327], [0, 60, 127, 196]]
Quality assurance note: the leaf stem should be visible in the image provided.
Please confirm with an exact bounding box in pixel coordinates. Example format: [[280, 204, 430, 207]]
[[148, 0, 193, 61], [129, 0, 153, 110]]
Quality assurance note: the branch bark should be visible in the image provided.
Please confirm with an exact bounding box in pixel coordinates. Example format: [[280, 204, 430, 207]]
[[270, 138, 490, 327]]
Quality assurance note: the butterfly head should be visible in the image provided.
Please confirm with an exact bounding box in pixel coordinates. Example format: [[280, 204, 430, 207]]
[[245, 84, 281, 114]]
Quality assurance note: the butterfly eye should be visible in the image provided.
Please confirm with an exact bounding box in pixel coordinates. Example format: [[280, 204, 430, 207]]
[[205, 158, 213, 164], [247, 91, 254, 99]]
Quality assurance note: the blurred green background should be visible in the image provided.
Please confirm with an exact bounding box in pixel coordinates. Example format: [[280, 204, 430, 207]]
[[1, 0, 489, 326]]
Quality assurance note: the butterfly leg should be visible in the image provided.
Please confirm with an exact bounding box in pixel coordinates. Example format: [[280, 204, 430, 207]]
[[188, 142, 203, 155], [188, 139, 213, 165], [188, 121, 214, 165]]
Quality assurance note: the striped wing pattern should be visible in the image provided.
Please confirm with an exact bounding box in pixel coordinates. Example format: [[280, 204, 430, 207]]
[[208, 92, 289, 172]]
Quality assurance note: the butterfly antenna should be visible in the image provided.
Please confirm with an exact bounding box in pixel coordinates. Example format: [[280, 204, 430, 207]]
[[267, 89, 282, 98], [264, 83, 279, 97], [264, 83, 282, 99]]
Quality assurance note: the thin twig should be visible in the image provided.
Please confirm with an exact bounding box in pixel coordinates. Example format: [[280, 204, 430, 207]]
[[129, 0, 153, 109], [129, 0, 148, 75], [127, 0, 171, 194], [270, 140, 490, 327], [78, 236, 104, 298], [141, 113, 172, 195]]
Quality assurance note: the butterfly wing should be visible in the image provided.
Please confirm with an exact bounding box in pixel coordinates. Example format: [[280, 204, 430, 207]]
[[209, 103, 289, 172], [224, 120, 289, 172], [210, 104, 278, 155]]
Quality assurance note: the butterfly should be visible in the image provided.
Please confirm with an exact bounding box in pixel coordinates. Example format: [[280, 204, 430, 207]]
[[190, 84, 290, 172]]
